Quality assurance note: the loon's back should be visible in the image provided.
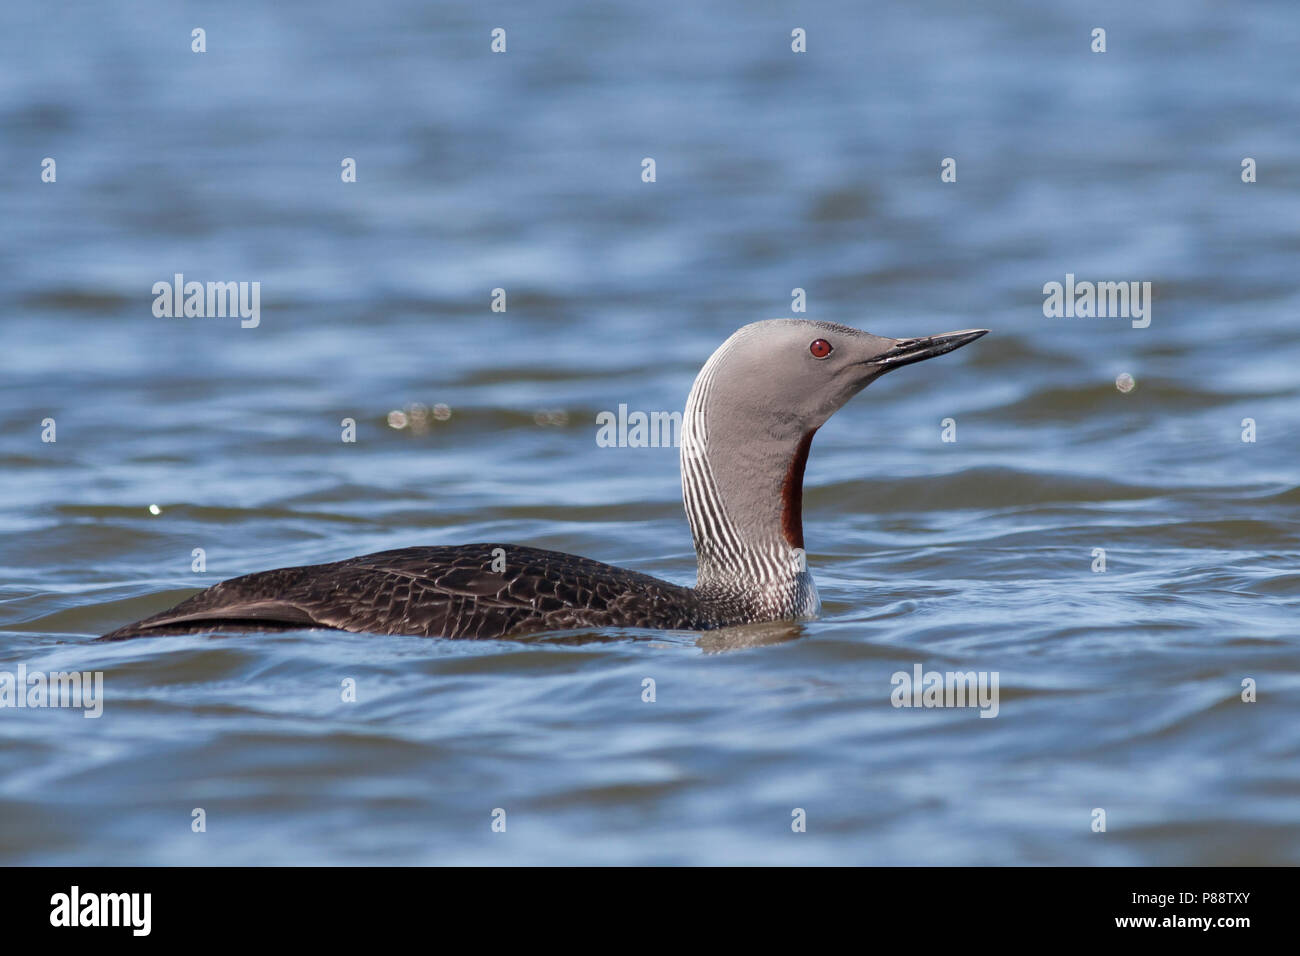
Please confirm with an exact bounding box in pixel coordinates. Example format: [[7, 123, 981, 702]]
[[97, 544, 710, 641]]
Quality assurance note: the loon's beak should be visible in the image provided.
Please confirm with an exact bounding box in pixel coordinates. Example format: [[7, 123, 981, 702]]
[[868, 328, 989, 371]]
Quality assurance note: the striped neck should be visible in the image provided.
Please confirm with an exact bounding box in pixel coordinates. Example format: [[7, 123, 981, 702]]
[[679, 341, 820, 623]]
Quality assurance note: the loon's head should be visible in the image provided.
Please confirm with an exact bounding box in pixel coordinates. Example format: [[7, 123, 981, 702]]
[[687, 319, 988, 445]]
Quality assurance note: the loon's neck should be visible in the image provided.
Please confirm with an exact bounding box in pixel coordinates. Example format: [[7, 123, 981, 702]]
[[679, 363, 820, 622]]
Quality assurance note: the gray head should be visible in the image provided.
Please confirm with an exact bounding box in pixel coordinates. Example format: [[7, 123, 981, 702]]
[[680, 319, 987, 606], [686, 319, 988, 445]]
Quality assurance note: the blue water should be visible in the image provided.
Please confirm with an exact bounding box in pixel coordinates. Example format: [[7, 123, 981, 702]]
[[1, 0, 1297, 864]]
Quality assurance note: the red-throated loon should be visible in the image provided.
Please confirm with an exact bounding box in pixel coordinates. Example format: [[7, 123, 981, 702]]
[[98, 320, 987, 641]]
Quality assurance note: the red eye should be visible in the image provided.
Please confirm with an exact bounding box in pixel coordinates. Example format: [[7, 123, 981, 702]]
[[809, 338, 832, 359]]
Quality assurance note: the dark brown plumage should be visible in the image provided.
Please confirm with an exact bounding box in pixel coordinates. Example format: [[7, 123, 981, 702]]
[[98, 544, 725, 640]]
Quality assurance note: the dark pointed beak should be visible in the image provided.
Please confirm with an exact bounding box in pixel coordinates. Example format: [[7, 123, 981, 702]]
[[868, 328, 989, 371]]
